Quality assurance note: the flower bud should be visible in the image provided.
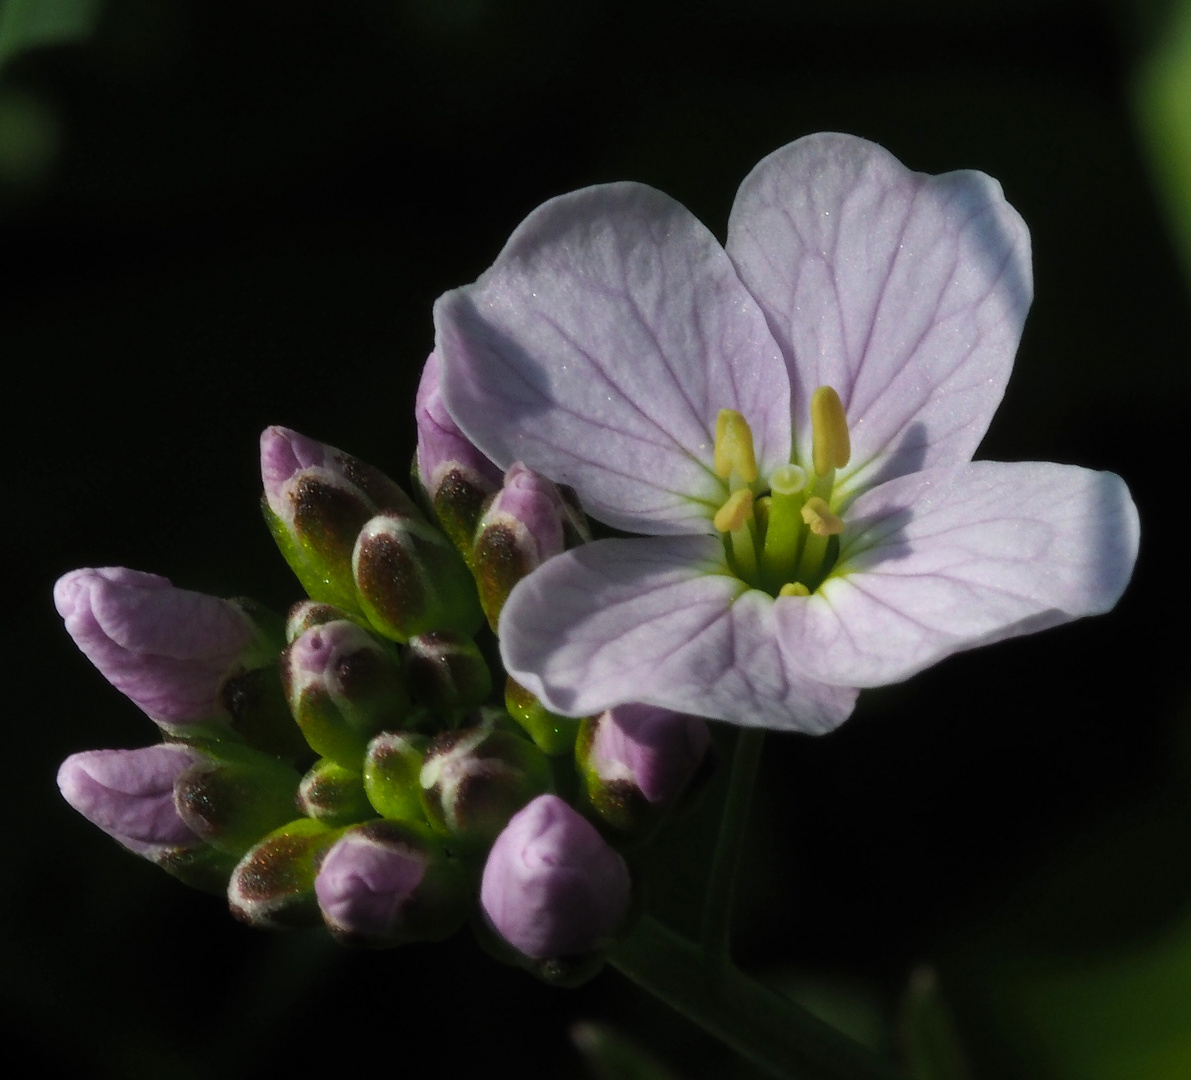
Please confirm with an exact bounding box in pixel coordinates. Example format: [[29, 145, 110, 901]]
[[405, 631, 492, 714], [172, 742, 303, 854], [413, 351, 503, 560], [54, 568, 277, 734], [260, 426, 420, 613], [314, 820, 469, 946], [362, 731, 428, 823], [298, 758, 375, 826], [420, 715, 552, 846], [57, 744, 205, 859], [505, 676, 581, 757], [352, 513, 483, 642], [281, 619, 411, 766], [285, 599, 357, 643], [576, 705, 711, 837], [227, 818, 340, 929], [481, 794, 630, 962], [473, 463, 582, 629]]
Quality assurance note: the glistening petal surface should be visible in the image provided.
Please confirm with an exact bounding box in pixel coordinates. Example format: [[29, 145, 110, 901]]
[[727, 133, 1032, 500], [774, 461, 1139, 687], [500, 536, 857, 732], [435, 183, 792, 534]]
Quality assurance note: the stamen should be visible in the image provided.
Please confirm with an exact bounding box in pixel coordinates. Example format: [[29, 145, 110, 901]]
[[810, 386, 850, 478], [779, 582, 810, 597], [801, 496, 843, 537], [714, 409, 759, 483], [714, 488, 754, 533]]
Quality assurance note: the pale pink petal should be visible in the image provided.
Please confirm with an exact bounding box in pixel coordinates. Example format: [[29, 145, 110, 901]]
[[435, 183, 792, 535], [499, 536, 857, 733], [774, 461, 1139, 687], [727, 132, 1031, 500]]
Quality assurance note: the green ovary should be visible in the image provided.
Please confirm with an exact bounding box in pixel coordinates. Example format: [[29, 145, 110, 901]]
[[711, 387, 850, 597]]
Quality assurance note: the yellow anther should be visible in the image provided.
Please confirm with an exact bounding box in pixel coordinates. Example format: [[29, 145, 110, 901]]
[[714, 409, 759, 483], [810, 386, 850, 477], [800, 496, 844, 537], [779, 582, 810, 597], [714, 488, 755, 533]]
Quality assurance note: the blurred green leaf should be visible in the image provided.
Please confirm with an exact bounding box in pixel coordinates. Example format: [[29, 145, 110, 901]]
[[0, 0, 102, 72], [572, 1022, 686, 1080], [898, 967, 973, 1080]]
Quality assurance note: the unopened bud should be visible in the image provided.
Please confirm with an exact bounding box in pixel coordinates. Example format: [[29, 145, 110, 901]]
[[414, 351, 503, 560], [298, 758, 375, 826], [57, 744, 205, 860], [227, 818, 340, 929], [505, 676, 581, 757], [315, 820, 469, 946], [53, 568, 281, 737], [576, 704, 711, 837], [420, 715, 552, 846], [352, 513, 482, 642], [362, 731, 429, 823], [282, 619, 410, 766], [260, 426, 420, 612], [405, 631, 492, 713], [473, 463, 578, 629], [285, 599, 357, 643], [481, 794, 631, 964], [173, 743, 303, 855]]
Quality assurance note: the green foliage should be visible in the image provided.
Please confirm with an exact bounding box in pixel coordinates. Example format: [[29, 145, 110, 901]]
[[0, 0, 101, 72]]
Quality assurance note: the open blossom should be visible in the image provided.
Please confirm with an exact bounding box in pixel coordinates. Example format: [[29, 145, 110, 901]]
[[434, 132, 1139, 732]]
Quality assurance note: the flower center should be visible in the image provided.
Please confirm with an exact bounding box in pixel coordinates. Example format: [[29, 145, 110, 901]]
[[712, 386, 850, 596]]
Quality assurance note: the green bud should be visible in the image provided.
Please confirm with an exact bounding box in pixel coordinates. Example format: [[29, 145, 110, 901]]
[[281, 619, 410, 766], [420, 715, 552, 847], [218, 662, 308, 761], [298, 758, 376, 826], [227, 818, 340, 929], [285, 599, 358, 643], [505, 676, 581, 757], [352, 513, 483, 643], [173, 743, 302, 855], [156, 844, 241, 896], [362, 731, 428, 823], [405, 631, 492, 714]]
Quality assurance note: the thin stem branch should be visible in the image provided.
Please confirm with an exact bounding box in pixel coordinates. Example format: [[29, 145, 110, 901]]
[[700, 726, 765, 977], [611, 916, 905, 1080]]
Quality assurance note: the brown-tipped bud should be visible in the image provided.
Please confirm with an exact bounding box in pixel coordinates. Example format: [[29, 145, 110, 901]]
[[227, 819, 341, 929], [352, 513, 483, 643], [505, 676, 582, 757], [260, 426, 423, 613], [285, 599, 357, 643], [473, 463, 577, 630], [420, 715, 552, 847], [297, 758, 376, 827], [405, 631, 493, 714], [173, 744, 303, 856], [281, 619, 411, 766], [363, 731, 429, 823]]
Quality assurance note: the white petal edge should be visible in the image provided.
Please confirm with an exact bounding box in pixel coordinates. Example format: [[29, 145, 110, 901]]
[[726, 132, 1032, 501], [774, 460, 1139, 687], [499, 535, 857, 733], [435, 182, 792, 535]]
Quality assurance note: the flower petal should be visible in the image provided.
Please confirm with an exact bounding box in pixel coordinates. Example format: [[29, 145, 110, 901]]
[[726, 132, 1032, 499], [435, 183, 792, 534], [775, 461, 1139, 687], [500, 536, 857, 732]]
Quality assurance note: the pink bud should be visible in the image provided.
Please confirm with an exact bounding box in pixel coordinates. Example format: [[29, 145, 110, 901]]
[[480, 794, 630, 959], [588, 704, 710, 805], [54, 567, 255, 725]]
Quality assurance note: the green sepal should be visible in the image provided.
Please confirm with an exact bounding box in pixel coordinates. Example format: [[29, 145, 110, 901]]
[[298, 758, 376, 827], [363, 731, 428, 824], [155, 842, 240, 896], [262, 498, 364, 615], [172, 742, 302, 856], [505, 676, 581, 757], [227, 818, 342, 930]]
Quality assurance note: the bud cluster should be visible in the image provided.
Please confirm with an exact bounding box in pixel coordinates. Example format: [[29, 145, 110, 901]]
[[56, 355, 714, 984]]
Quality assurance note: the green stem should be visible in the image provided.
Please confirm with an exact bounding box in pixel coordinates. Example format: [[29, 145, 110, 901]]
[[700, 726, 765, 977], [610, 916, 905, 1080]]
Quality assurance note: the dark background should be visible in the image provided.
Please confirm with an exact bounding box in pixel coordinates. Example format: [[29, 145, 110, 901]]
[[5, 2, 1189, 1077]]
